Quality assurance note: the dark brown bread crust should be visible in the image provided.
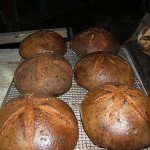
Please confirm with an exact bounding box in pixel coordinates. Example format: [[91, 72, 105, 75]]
[[70, 28, 120, 57], [74, 52, 135, 91], [0, 96, 79, 150], [14, 52, 73, 96], [81, 84, 150, 150], [19, 30, 67, 58]]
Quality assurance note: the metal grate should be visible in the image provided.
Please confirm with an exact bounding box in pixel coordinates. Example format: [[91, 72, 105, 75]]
[[2, 48, 150, 150]]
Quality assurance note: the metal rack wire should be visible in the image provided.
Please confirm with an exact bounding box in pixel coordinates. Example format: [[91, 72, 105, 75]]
[[3, 48, 150, 150]]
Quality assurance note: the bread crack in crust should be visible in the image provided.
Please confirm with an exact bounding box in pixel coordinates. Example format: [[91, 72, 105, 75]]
[[81, 84, 150, 150], [0, 96, 79, 150], [74, 52, 135, 91]]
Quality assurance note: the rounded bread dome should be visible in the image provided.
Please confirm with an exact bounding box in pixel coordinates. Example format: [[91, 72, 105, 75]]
[[81, 84, 150, 150], [74, 51, 135, 91], [14, 52, 73, 96], [69, 27, 120, 57], [19, 30, 67, 58], [0, 95, 79, 150]]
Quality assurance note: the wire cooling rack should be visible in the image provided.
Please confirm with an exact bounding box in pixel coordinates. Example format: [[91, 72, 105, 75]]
[[2, 47, 150, 150]]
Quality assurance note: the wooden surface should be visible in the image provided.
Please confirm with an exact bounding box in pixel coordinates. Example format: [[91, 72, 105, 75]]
[[0, 28, 68, 44], [0, 49, 21, 106]]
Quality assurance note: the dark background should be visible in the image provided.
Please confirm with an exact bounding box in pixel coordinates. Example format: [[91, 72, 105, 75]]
[[0, 0, 150, 43]]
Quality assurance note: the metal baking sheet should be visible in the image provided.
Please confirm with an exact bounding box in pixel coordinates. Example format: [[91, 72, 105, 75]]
[[2, 48, 150, 150], [124, 41, 150, 96]]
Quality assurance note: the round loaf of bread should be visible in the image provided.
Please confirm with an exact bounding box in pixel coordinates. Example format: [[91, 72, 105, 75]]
[[74, 52, 135, 91], [13, 52, 73, 96], [81, 84, 150, 150], [0, 95, 79, 150], [69, 28, 120, 57], [19, 30, 67, 58], [137, 26, 150, 56]]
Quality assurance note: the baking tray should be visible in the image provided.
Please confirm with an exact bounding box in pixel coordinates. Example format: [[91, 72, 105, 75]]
[[124, 41, 150, 96], [2, 47, 150, 150]]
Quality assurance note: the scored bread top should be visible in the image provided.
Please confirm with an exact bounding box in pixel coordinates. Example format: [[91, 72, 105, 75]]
[[0, 96, 79, 150], [19, 30, 67, 58], [74, 52, 135, 91], [137, 26, 150, 55], [81, 84, 150, 150], [70, 28, 120, 57], [13, 52, 73, 96]]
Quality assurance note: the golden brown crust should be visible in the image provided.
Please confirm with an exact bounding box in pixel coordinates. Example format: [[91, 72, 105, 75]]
[[70, 28, 120, 57], [14, 52, 73, 96], [81, 84, 150, 150], [74, 52, 135, 91], [0, 96, 79, 150], [19, 30, 67, 58]]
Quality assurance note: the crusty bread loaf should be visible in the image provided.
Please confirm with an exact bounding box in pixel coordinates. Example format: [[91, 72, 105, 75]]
[[14, 52, 73, 96], [137, 26, 150, 56], [0, 95, 79, 150], [19, 30, 67, 58], [69, 28, 120, 57], [81, 84, 150, 150], [74, 52, 135, 91]]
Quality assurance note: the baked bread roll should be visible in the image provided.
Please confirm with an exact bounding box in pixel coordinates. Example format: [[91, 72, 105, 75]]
[[19, 30, 67, 58], [74, 52, 135, 91], [137, 26, 150, 56], [14, 52, 73, 96], [69, 28, 120, 57], [81, 84, 150, 150], [0, 95, 79, 150]]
